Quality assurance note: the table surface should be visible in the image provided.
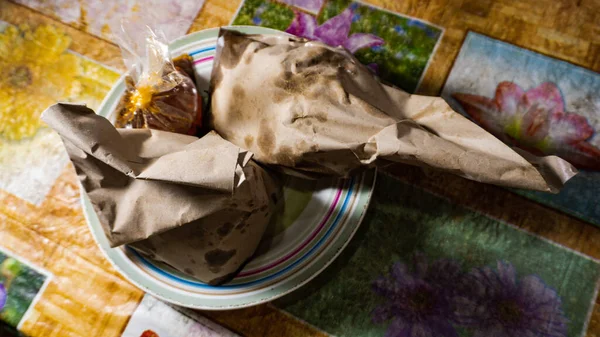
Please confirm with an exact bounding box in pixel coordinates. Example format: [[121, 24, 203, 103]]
[[0, 0, 599, 336]]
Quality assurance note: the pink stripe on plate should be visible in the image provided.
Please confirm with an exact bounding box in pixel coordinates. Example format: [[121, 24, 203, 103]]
[[193, 56, 214, 64], [237, 186, 343, 277]]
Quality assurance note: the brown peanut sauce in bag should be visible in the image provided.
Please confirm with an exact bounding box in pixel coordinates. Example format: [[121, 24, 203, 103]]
[[114, 54, 203, 135]]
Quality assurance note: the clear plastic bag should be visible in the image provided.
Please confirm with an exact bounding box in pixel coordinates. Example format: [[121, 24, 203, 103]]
[[113, 23, 201, 135]]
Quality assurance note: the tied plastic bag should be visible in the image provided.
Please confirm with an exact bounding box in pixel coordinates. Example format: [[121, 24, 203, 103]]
[[113, 24, 202, 134]]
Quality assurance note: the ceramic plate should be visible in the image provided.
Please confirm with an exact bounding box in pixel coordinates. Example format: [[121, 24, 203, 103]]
[[83, 26, 376, 310]]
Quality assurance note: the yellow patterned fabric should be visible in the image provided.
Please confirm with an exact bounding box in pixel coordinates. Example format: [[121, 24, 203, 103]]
[[0, 24, 118, 141]]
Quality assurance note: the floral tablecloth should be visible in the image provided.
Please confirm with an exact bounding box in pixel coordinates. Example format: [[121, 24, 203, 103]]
[[0, 0, 599, 336]]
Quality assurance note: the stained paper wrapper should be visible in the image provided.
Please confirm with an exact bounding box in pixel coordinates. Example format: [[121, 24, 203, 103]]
[[42, 103, 276, 284], [210, 30, 577, 193]]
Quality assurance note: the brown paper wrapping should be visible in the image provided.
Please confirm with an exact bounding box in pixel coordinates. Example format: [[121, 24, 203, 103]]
[[210, 30, 577, 193], [42, 103, 276, 284]]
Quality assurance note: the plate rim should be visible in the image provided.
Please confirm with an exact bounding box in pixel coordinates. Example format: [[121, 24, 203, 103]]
[[82, 171, 375, 310], [82, 25, 377, 310]]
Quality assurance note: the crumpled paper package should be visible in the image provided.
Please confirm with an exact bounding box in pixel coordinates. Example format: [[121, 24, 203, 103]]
[[210, 30, 577, 193], [42, 103, 276, 284]]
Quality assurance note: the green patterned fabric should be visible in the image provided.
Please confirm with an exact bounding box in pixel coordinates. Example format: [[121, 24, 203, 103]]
[[275, 174, 600, 337]]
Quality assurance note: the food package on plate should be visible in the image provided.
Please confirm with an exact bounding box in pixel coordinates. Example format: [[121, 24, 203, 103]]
[[210, 30, 577, 193], [113, 25, 202, 134], [42, 103, 277, 284]]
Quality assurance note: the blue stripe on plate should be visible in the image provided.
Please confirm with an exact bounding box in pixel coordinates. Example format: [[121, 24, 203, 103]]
[[189, 46, 217, 56], [131, 177, 356, 290]]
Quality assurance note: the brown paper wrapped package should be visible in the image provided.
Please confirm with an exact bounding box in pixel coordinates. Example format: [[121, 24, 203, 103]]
[[42, 103, 276, 284], [210, 30, 577, 193]]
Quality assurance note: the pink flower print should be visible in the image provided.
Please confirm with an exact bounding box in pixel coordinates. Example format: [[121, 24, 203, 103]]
[[453, 82, 600, 170]]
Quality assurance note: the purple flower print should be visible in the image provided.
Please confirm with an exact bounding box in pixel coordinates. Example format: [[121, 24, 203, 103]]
[[366, 63, 379, 74], [371, 45, 383, 53], [0, 283, 6, 310], [279, 0, 325, 14], [285, 8, 384, 53], [455, 261, 568, 337], [371, 254, 465, 337], [394, 25, 407, 36], [407, 19, 428, 30]]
